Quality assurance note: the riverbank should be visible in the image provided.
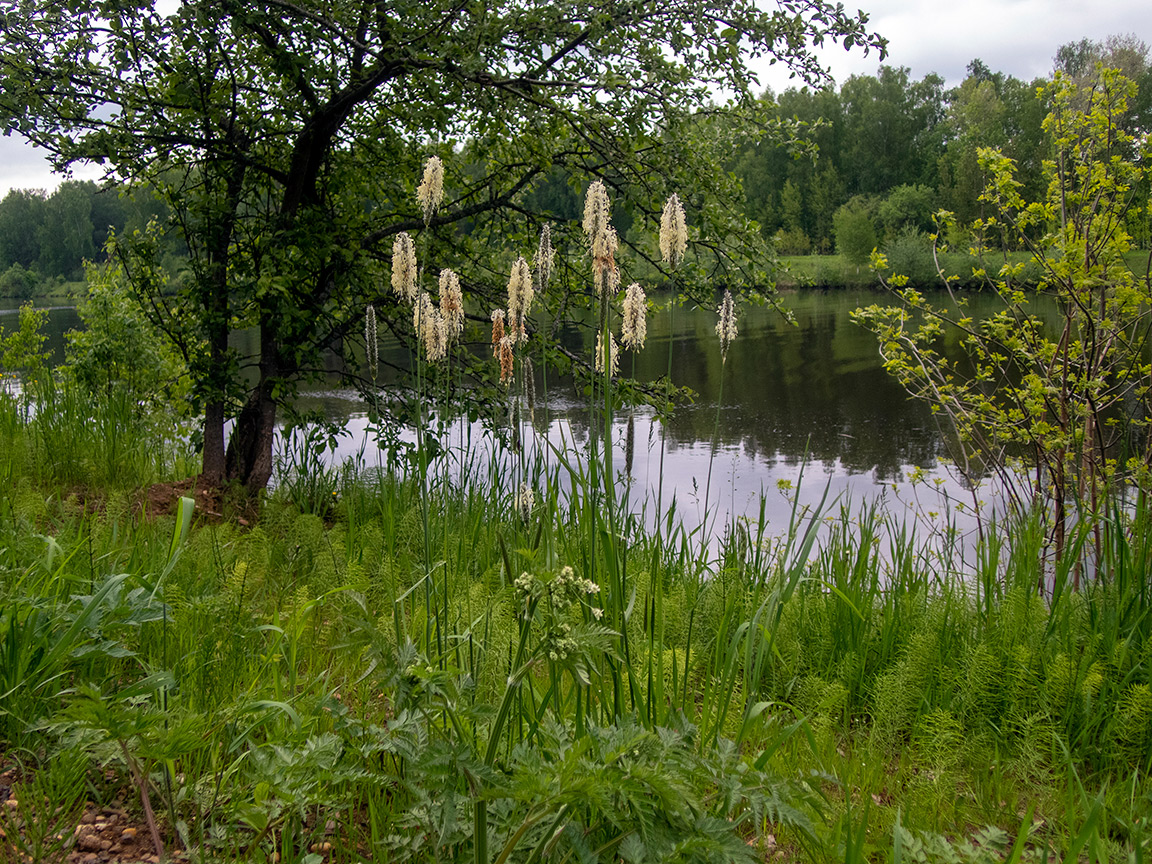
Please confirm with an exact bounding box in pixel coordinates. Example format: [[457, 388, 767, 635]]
[[1, 378, 1149, 863], [776, 249, 1151, 290]]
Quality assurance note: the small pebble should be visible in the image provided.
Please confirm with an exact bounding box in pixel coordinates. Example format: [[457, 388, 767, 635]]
[[99, 839, 113, 851], [81, 811, 97, 825], [121, 827, 137, 839], [82, 854, 98, 864]]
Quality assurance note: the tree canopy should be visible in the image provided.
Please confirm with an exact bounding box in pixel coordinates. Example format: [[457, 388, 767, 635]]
[[0, 0, 884, 490]]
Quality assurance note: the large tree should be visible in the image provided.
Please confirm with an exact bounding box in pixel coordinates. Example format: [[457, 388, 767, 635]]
[[0, 0, 883, 492]]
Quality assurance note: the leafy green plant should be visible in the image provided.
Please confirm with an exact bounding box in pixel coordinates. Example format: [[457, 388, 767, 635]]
[[856, 66, 1152, 564]]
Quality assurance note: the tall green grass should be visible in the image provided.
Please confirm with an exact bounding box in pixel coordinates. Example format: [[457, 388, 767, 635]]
[[2, 377, 1151, 863]]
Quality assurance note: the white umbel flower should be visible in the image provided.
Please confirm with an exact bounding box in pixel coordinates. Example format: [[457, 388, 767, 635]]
[[660, 193, 687, 269], [391, 232, 418, 304], [416, 155, 444, 224], [716, 288, 737, 360], [621, 282, 647, 351]]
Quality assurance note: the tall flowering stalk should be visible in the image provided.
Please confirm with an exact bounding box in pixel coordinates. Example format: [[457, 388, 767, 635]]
[[364, 304, 378, 383], [506, 256, 534, 345], [580, 178, 629, 705], [704, 288, 738, 547], [416, 155, 444, 225], [621, 282, 647, 352], [391, 232, 418, 304], [655, 194, 687, 544], [439, 268, 464, 339]]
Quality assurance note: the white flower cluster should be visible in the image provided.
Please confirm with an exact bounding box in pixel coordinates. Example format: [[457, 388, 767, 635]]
[[554, 564, 598, 598], [439, 269, 464, 337], [416, 155, 444, 224], [516, 482, 535, 522], [660, 193, 687, 269], [506, 256, 534, 344], [391, 232, 418, 304], [595, 331, 619, 378], [513, 565, 603, 660], [414, 291, 447, 362], [716, 288, 737, 359], [621, 282, 646, 351]]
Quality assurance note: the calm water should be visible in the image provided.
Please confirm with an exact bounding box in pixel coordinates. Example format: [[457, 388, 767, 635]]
[[291, 288, 1023, 547], [5, 290, 1019, 546]]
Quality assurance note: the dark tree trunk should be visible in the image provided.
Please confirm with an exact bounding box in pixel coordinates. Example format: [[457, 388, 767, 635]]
[[201, 398, 227, 486], [198, 155, 247, 488], [225, 318, 280, 493]]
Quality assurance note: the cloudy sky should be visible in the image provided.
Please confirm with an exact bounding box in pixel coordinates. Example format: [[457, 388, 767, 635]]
[[1, 0, 1147, 197], [756, 0, 1148, 93]]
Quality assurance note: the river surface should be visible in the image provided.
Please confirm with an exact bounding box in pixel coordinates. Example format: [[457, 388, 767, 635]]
[[4, 290, 1021, 551]]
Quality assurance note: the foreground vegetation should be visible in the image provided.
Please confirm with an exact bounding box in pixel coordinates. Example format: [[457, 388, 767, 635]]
[[2, 356, 1151, 863], [2, 49, 1150, 864]]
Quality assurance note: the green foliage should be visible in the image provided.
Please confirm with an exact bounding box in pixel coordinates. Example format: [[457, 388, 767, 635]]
[[879, 185, 938, 238], [881, 228, 937, 287], [855, 66, 1152, 559], [833, 198, 879, 267], [64, 256, 189, 411], [0, 262, 41, 299], [773, 227, 812, 256], [0, 302, 49, 382]]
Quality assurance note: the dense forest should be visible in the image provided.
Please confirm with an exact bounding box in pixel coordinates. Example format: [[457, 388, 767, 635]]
[[733, 34, 1152, 259]]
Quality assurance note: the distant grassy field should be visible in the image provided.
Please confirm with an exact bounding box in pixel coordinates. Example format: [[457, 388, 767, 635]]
[[777, 249, 1151, 289]]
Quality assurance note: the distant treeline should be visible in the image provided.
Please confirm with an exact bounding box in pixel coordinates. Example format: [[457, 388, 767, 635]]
[[732, 35, 1152, 261], [0, 180, 174, 297], [4, 36, 1149, 299]]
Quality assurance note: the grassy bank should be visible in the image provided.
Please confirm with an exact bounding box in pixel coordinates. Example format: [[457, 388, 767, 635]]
[[776, 250, 1151, 290], [1, 375, 1150, 864]]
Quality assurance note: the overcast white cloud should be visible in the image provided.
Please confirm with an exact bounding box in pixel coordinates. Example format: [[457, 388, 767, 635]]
[[755, 0, 1149, 93], [1, 0, 1148, 196]]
